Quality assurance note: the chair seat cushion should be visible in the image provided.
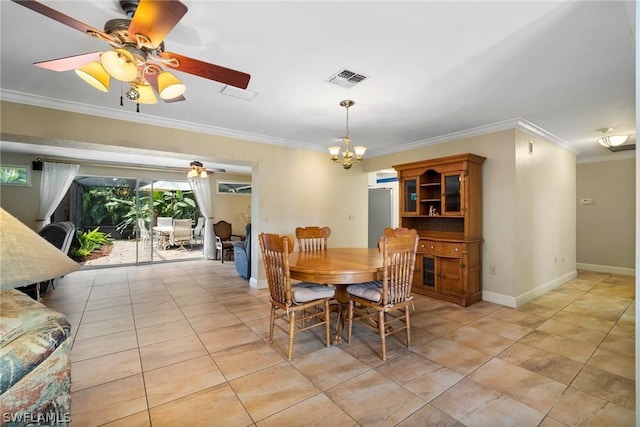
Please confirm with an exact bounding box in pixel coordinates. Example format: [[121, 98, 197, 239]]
[[291, 283, 335, 304], [347, 281, 383, 303]]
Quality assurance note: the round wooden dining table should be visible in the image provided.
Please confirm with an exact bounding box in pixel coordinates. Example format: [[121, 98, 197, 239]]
[[288, 247, 383, 342]]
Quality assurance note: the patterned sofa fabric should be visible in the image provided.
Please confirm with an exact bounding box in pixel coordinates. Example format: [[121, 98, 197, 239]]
[[0, 289, 71, 426]]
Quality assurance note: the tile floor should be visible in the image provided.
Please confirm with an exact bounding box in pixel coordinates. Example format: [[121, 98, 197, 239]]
[[41, 262, 635, 426]]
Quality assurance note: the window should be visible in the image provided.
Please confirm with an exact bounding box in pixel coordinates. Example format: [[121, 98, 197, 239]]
[[217, 180, 251, 195], [0, 165, 31, 186]]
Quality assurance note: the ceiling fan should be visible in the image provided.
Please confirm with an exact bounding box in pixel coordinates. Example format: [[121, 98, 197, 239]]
[[11, 0, 251, 106]]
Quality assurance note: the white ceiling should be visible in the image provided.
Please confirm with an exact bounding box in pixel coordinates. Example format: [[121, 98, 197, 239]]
[[0, 0, 636, 171]]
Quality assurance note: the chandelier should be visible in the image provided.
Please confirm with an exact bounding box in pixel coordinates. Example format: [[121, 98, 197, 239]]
[[328, 100, 367, 170], [597, 135, 629, 149], [187, 161, 208, 178]]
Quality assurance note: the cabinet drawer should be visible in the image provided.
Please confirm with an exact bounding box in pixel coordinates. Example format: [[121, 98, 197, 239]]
[[417, 239, 428, 254], [427, 241, 464, 257]]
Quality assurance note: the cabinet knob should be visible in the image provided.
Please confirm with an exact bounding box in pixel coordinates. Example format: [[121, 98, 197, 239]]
[[430, 246, 434, 250], [454, 247, 459, 252]]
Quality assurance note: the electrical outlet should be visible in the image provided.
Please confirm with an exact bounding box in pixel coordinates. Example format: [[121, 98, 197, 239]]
[[489, 264, 497, 275], [580, 198, 592, 205]]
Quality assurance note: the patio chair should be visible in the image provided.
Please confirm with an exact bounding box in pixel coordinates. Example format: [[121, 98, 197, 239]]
[[259, 232, 335, 360], [295, 226, 331, 251], [346, 230, 419, 361], [192, 217, 205, 245], [171, 219, 193, 250]]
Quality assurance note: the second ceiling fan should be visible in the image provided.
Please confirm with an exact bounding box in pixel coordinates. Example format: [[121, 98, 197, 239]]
[[12, 0, 251, 105]]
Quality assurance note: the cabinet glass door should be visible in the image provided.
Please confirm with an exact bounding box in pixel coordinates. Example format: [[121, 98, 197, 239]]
[[443, 173, 462, 215], [404, 178, 417, 214]]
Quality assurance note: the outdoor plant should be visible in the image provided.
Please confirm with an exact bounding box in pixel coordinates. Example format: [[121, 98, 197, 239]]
[[71, 227, 113, 258]]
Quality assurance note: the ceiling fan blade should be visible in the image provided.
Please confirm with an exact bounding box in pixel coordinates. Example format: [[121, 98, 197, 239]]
[[11, 0, 115, 43], [34, 52, 103, 72], [144, 70, 186, 103], [159, 52, 251, 89], [127, 0, 187, 49]]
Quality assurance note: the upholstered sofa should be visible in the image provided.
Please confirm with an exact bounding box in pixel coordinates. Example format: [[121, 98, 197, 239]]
[[233, 223, 251, 280], [0, 289, 71, 426]]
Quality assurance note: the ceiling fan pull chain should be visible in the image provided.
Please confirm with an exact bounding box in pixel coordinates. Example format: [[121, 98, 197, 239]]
[[120, 82, 124, 106], [136, 103, 140, 113]]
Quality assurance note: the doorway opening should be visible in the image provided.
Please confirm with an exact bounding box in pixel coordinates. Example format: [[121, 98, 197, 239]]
[[65, 176, 204, 266]]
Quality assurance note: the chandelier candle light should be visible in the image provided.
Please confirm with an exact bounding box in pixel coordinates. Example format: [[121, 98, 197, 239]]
[[328, 100, 367, 170]]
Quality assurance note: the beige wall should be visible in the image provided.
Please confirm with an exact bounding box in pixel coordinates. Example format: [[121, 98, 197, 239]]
[[576, 158, 635, 273], [514, 130, 577, 304], [1, 101, 369, 287]]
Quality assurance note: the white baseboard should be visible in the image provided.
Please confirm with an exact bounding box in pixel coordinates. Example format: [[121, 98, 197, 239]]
[[482, 270, 578, 308], [576, 263, 635, 276], [249, 277, 267, 289]]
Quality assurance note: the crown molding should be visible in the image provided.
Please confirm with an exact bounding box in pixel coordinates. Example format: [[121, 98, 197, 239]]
[[0, 89, 318, 152], [1, 90, 586, 159], [577, 150, 635, 164], [367, 117, 581, 158]]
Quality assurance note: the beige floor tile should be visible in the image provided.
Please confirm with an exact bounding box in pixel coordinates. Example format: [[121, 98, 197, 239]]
[[587, 347, 635, 380], [75, 315, 135, 341], [187, 309, 242, 334], [231, 363, 320, 421], [128, 281, 168, 295], [536, 318, 607, 346], [130, 290, 173, 304], [144, 355, 226, 407], [179, 301, 225, 318], [572, 365, 635, 410], [325, 369, 426, 427], [413, 337, 492, 375], [396, 403, 465, 427], [600, 333, 635, 357], [101, 410, 150, 427], [71, 330, 138, 362], [85, 295, 132, 311], [132, 298, 179, 315], [136, 318, 195, 347], [563, 298, 628, 322], [410, 313, 465, 337], [468, 317, 533, 341], [149, 384, 253, 427], [172, 292, 216, 307], [211, 340, 285, 381], [548, 386, 634, 426], [519, 330, 597, 363], [469, 358, 566, 414], [497, 342, 583, 385], [45, 300, 88, 316], [82, 304, 133, 324], [443, 325, 514, 356], [71, 348, 142, 392], [376, 352, 464, 402], [198, 323, 262, 353], [89, 284, 131, 300], [549, 310, 615, 333], [291, 346, 370, 390], [228, 302, 272, 323], [487, 306, 547, 329], [257, 393, 359, 427], [133, 307, 186, 329], [139, 334, 208, 371], [71, 374, 147, 427]]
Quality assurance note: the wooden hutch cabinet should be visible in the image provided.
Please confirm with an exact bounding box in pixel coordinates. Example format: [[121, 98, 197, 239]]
[[393, 153, 485, 306]]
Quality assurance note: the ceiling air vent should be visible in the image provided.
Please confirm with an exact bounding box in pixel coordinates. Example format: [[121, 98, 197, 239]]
[[327, 69, 367, 88]]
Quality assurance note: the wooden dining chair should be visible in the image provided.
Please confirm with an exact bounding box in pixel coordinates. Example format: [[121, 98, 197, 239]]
[[295, 226, 331, 251], [258, 232, 335, 360], [346, 229, 419, 361]]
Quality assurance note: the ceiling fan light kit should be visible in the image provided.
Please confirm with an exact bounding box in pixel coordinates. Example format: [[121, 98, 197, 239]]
[[187, 161, 208, 179], [75, 62, 110, 92], [12, 0, 251, 109], [329, 99, 367, 170]]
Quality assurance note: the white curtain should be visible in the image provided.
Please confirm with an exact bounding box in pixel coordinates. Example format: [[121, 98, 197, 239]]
[[188, 175, 215, 259], [36, 162, 80, 230]]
